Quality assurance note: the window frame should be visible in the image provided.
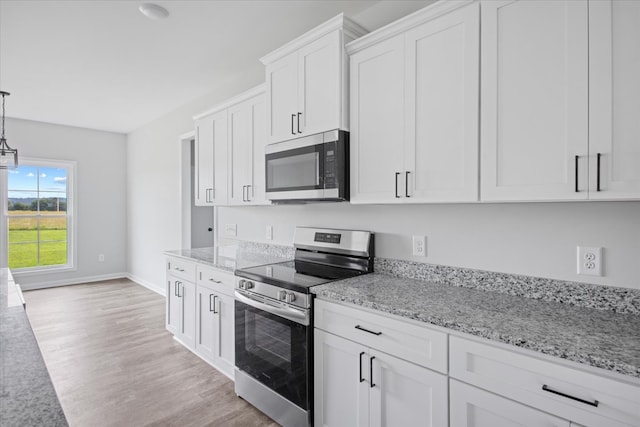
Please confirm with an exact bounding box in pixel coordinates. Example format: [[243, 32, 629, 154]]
[[2, 157, 77, 274]]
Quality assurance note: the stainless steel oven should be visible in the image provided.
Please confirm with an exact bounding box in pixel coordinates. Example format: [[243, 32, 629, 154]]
[[234, 227, 374, 427], [265, 130, 349, 202]]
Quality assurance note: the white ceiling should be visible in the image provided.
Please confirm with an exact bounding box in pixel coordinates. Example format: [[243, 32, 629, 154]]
[[0, 0, 432, 134]]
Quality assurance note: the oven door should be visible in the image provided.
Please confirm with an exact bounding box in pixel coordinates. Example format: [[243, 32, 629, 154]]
[[234, 292, 311, 410], [265, 134, 325, 201]]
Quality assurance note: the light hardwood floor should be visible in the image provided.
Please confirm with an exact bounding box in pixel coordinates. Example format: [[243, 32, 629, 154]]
[[24, 279, 279, 427]]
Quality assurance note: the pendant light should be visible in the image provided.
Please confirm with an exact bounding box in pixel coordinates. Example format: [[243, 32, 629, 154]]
[[0, 91, 18, 169]]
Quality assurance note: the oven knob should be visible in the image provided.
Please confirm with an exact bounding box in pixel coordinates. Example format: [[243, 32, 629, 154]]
[[246, 281, 254, 290], [238, 280, 246, 290], [278, 290, 287, 301], [286, 292, 296, 303]]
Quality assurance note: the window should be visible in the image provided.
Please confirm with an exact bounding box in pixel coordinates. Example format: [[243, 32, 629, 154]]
[[5, 159, 76, 271]]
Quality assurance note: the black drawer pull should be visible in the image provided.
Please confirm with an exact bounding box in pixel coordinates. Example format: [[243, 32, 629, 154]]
[[542, 385, 599, 407], [355, 325, 382, 336], [358, 352, 365, 383]]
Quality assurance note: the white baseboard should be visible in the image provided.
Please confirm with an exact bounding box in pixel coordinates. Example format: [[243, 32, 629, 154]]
[[18, 273, 128, 291], [127, 274, 165, 297]]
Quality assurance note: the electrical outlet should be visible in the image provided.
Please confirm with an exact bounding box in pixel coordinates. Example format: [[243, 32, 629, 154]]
[[577, 246, 602, 276], [266, 225, 273, 240], [98, 254, 105, 262], [225, 224, 237, 237], [412, 235, 426, 257]]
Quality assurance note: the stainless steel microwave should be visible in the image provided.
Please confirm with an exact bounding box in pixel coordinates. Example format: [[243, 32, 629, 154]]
[[265, 130, 349, 203]]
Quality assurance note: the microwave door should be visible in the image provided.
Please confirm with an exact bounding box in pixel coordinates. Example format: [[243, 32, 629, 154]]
[[265, 143, 324, 200]]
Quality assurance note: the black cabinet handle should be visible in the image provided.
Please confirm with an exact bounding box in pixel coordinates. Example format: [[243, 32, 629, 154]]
[[597, 152, 602, 192], [291, 114, 296, 135], [242, 185, 246, 202], [176, 282, 182, 298], [355, 325, 382, 336], [174, 281, 178, 296], [207, 227, 213, 232], [297, 112, 302, 133], [359, 352, 365, 383], [405, 171, 411, 197], [575, 155, 579, 192], [210, 295, 218, 314], [247, 185, 252, 202], [395, 172, 400, 198], [542, 385, 599, 407], [370, 356, 375, 388]]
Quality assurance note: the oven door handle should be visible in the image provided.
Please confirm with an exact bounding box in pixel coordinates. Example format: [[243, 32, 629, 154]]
[[235, 291, 309, 326]]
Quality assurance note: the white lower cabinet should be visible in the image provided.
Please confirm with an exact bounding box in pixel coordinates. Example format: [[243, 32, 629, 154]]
[[450, 379, 570, 427], [449, 336, 640, 427], [166, 275, 196, 349], [195, 281, 234, 379], [314, 330, 448, 427], [314, 299, 448, 427], [165, 257, 235, 379], [314, 299, 639, 427]]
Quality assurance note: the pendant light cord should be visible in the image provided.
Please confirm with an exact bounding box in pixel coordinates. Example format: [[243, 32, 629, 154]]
[[1, 93, 5, 140]]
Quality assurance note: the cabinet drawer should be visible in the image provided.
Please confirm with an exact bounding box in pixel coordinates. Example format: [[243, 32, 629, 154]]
[[196, 265, 234, 296], [314, 299, 447, 373], [166, 257, 196, 282], [450, 336, 640, 427]]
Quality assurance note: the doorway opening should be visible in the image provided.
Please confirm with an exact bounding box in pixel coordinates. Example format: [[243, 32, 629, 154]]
[[180, 132, 214, 249]]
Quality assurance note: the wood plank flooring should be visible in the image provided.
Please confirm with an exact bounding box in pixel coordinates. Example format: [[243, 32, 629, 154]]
[[24, 279, 278, 427]]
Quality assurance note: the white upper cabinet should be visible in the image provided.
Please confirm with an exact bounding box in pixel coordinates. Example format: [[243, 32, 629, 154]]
[[228, 91, 268, 205], [349, 35, 405, 203], [481, 0, 589, 201], [349, 2, 480, 204], [589, 0, 640, 199], [193, 85, 268, 207], [261, 14, 367, 144], [194, 110, 228, 206]]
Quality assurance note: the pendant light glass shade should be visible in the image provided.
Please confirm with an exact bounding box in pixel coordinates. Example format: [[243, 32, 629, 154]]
[[0, 91, 18, 170]]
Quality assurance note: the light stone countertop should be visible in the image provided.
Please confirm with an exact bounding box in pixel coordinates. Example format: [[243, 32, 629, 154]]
[[0, 268, 68, 426], [312, 272, 640, 380], [164, 242, 294, 273]]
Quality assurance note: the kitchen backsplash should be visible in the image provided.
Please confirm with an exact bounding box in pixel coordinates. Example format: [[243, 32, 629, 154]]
[[375, 258, 640, 316]]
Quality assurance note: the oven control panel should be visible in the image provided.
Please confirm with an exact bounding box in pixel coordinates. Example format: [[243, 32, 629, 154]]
[[236, 279, 310, 310]]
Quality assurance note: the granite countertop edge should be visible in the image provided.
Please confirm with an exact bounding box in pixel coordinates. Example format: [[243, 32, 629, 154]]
[[312, 274, 640, 380]]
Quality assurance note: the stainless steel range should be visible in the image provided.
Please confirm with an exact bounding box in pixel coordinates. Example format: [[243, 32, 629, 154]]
[[234, 227, 374, 427]]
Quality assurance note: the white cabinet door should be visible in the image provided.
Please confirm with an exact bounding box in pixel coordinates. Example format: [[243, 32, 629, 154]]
[[194, 116, 214, 206], [404, 3, 479, 202], [314, 330, 369, 427], [298, 30, 342, 136], [195, 111, 228, 205], [349, 35, 405, 204], [228, 100, 253, 205], [227, 93, 268, 206], [450, 379, 571, 427], [588, 0, 640, 199], [179, 280, 196, 349], [369, 349, 448, 427], [266, 53, 299, 144], [481, 0, 589, 201], [166, 278, 180, 335], [195, 285, 218, 363], [251, 97, 267, 204], [216, 292, 235, 377]]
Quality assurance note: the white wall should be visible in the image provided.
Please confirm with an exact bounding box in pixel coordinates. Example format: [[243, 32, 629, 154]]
[[217, 202, 640, 290], [125, 0, 638, 293], [5, 118, 127, 289], [126, 67, 263, 292]]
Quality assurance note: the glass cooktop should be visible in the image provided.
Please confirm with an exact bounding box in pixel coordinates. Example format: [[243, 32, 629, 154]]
[[234, 260, 363, 294]]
